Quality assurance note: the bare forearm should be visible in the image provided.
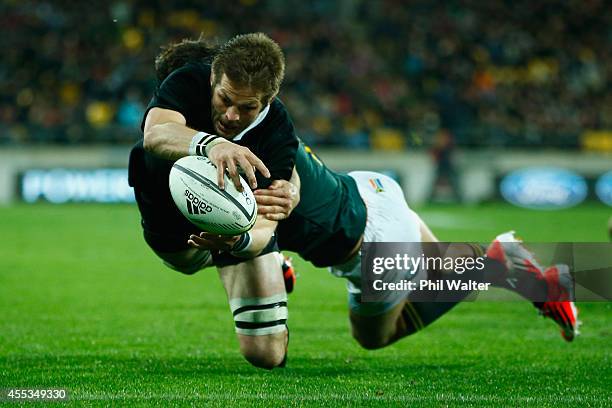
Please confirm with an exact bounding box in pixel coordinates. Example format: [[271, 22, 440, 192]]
[[186, 216, 277, 259], [241, 216, 277, 258], [143, 122, 197, 160]]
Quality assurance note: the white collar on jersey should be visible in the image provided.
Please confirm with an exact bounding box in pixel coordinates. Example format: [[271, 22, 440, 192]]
[[232, 104, 270, 142]]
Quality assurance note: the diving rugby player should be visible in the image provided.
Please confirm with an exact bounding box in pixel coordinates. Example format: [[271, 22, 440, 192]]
[[129, 34, 300, 369]]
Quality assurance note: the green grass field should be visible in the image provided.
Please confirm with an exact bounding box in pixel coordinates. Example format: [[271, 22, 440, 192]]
[[1, 203, 610, 406]]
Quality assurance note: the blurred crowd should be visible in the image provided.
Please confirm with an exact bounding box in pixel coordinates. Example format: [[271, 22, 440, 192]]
[[1, 0, 610, 149]]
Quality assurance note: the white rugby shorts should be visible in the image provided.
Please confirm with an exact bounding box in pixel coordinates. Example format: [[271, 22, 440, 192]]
[[330, 171, 425, 316]]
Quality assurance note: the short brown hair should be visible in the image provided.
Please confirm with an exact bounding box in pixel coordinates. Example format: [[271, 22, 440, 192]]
[[212, 33, 285, 104], [155, 35, 217, 83]]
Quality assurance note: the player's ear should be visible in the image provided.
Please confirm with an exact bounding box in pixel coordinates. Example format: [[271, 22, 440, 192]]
[[210, 72, 214, 86]]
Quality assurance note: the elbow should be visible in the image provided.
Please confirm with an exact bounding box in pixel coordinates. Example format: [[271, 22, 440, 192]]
[[142, 126, 160, 153]]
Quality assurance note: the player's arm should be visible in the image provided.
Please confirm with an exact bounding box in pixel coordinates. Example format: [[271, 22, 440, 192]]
[[186, 216, 277, 258], [142, 107, 193, 159], [254, 166, 300, 221], [143, 107, 270, 190]]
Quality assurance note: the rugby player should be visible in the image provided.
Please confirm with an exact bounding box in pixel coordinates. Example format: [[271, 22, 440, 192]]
[[248, 140, 580, 349], [129, 33, 300, 369]]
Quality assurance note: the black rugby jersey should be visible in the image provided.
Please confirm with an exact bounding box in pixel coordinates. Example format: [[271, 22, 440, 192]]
[[276, 140, 367, 267]]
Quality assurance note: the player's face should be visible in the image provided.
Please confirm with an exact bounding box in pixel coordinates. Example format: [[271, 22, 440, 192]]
[[211, 73, 265, 138]]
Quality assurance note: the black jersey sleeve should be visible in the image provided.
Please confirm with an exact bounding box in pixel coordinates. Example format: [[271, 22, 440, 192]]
[[253, 101, 298, 186], [140, 64, 211, 131]]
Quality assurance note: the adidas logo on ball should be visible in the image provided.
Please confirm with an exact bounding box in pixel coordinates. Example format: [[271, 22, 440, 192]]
[[184, 189, 212, 215]]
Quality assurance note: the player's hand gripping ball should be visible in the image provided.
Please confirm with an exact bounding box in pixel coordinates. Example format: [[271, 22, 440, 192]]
[[169, 156, 257, 235]]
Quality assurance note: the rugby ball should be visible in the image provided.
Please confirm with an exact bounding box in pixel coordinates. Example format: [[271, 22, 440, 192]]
[[169, 156, 257, 235]]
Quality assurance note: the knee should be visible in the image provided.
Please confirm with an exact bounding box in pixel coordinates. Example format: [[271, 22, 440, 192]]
[[242, 346, 286, 369], [239, 334, 287, 369], [352, 330, 390, 350], [351, 321, 420, 349], [231, 293, 289, 369]]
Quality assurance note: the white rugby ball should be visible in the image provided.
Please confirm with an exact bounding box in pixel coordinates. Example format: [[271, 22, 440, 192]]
[[169, 156, 257, 235]]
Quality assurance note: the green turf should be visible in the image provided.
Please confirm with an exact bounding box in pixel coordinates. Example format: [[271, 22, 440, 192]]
[[0, 203, 610, 406]]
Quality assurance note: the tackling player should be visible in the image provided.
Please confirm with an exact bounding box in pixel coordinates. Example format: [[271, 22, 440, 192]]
[[249, 140, 580, 349]]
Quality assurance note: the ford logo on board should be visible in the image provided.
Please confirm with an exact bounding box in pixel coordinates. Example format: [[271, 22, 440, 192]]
[[595, 171, 612, 206], [500, 167, 587, 209]]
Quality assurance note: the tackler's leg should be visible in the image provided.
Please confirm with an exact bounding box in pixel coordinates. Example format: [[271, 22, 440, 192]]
[[338, 171, 477, 349]]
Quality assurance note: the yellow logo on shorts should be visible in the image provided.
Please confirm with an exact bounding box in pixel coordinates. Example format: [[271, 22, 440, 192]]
[[369, 178, 384, 193]]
